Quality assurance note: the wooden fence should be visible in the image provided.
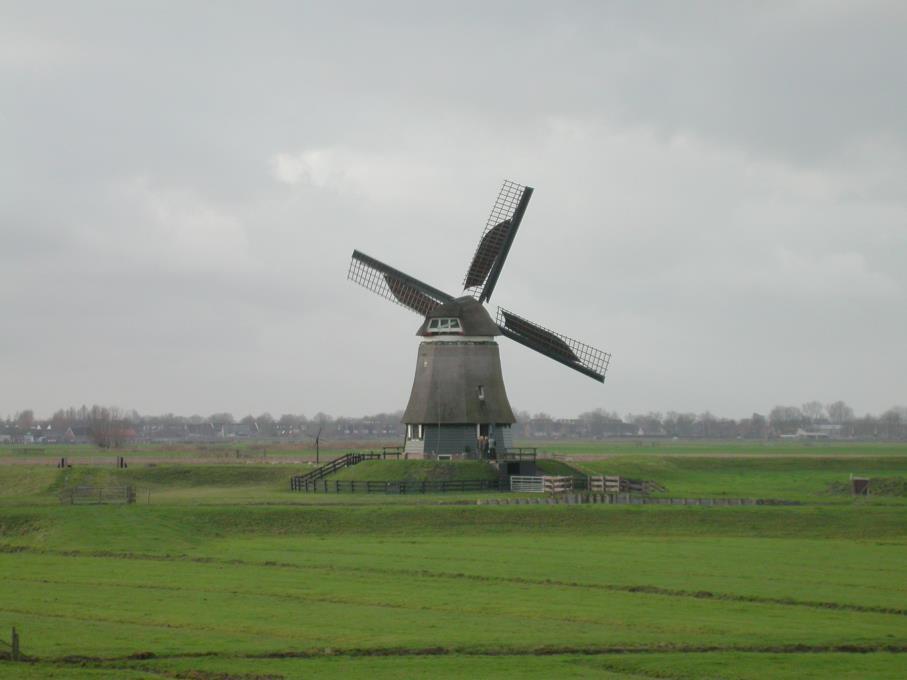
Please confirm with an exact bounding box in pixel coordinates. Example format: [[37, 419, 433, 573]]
[[300, 479, 501, 494], [510, 475, 667, 495], [290, 452, 384, 491], [59, 485, 136, 505], [479, 494, 800, 506], [589, 476, 667, 494]]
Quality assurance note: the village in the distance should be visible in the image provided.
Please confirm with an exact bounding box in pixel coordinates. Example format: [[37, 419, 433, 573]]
[[3, 401, 905, 447]]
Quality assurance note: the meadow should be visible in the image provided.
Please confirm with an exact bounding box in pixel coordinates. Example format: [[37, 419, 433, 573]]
[[0, 442, 906, 678]]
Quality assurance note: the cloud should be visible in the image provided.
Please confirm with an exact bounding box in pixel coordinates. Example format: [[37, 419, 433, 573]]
[[96, 177, 258, 274], [2, 2, 906, 419], [0, 31, 79, 71], [271, 150, 337, 188], [269, 144, 456, 207], [771, 248, 899, 299]]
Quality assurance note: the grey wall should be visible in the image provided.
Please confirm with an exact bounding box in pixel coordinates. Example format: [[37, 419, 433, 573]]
[[501, 426, 514, 451], [402, 341, 515, 424], [422, 424, 476, 455]]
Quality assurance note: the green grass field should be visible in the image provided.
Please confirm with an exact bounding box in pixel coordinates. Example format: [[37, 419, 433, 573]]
[[1, 443, 906, 678]]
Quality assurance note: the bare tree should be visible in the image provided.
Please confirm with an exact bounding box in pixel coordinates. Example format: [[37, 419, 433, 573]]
[[88, 406, 130, 448], [801, 401, 825, 423], [769, 405, 803, 434], [15, 409, 35, 430], [51, 409, 72, 430], [881, 409, 903, 440], [826, 401, 854, 424]]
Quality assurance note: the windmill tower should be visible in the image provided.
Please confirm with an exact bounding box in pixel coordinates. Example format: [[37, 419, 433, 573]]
[[348, 180, 610, 461]]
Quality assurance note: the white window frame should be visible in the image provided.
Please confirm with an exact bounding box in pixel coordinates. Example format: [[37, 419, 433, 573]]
[[426, 317, 463, 334]]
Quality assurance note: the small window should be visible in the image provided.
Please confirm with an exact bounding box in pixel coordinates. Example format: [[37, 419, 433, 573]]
[[477, 385, 485, 400], [426, 317, 464, 335], [437, 454, 452, 461]]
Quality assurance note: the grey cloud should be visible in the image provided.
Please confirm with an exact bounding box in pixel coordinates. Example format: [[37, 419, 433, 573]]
[[2, 2, 905, 419]]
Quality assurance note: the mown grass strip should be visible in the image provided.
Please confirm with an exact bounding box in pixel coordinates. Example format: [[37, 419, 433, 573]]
[[4, 542, 904, 618]]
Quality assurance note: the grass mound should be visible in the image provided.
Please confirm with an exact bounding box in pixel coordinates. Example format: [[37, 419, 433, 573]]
[[826, 476, 907, 496], [535, 459, 584, 476], [0, 467, 59, 498], [330, 460, 498, 483], [45, 465, 297, 492]]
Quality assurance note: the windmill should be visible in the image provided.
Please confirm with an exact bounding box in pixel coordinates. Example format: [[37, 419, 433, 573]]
[[347, 180, 610, 461]]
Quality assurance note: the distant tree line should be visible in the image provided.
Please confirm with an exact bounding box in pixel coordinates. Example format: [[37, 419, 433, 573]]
[[2, 400, 907, 447], [515, 401, 907, 440]]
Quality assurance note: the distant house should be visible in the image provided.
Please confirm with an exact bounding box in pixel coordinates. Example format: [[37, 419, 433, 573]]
[[187, 422, 216, 439], [37, 427, 76, 444], [781, 428, 830, 441], [218, 422, 259, 438]]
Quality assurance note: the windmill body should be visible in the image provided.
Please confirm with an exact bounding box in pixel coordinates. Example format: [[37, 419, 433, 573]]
[[402, 296, 515, 458], [348, 180, 611, 463]]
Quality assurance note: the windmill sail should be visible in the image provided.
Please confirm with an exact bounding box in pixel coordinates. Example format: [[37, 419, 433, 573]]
[[463, 219, 510, 288], [348, 250, 454, 317], [463, 180, 533, 303], [496, 307, 610, 383]]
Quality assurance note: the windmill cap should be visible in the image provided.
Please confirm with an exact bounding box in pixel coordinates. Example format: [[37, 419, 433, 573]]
[[416, 296, 500, 337]]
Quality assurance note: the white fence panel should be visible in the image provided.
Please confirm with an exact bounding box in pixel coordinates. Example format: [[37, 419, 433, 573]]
[[510, 475, 544, 493]]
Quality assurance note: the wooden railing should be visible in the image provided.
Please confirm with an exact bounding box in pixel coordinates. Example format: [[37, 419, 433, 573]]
[[304, 479, 501, 494], [509, 475, 581, 493], [498, 448, 537, 462], [589, 476, 666, 494], [290, 452, 391, 491], [509, 475, 665, 495]]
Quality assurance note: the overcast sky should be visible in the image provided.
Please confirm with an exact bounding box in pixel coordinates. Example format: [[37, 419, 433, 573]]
[[2, 1, 905, 420]]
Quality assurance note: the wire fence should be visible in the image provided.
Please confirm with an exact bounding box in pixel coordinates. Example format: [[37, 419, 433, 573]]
[[58, 485, 137, 504]]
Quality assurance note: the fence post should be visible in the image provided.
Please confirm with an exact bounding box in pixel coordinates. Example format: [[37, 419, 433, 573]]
[[11, 627, 19, 661]]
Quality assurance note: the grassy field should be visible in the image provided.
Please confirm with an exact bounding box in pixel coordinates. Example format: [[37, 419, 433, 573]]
[[568, 456, 907, 504], [533, 439, 907, 457], [5, 439, 907, 462], [1, 443, 906, 678]]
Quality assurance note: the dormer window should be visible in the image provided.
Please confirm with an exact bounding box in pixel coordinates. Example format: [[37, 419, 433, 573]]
[[427, 317, 463, 334]]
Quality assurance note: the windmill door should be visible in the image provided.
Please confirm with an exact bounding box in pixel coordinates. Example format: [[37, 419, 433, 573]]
[[477, 424, 490, 458]]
